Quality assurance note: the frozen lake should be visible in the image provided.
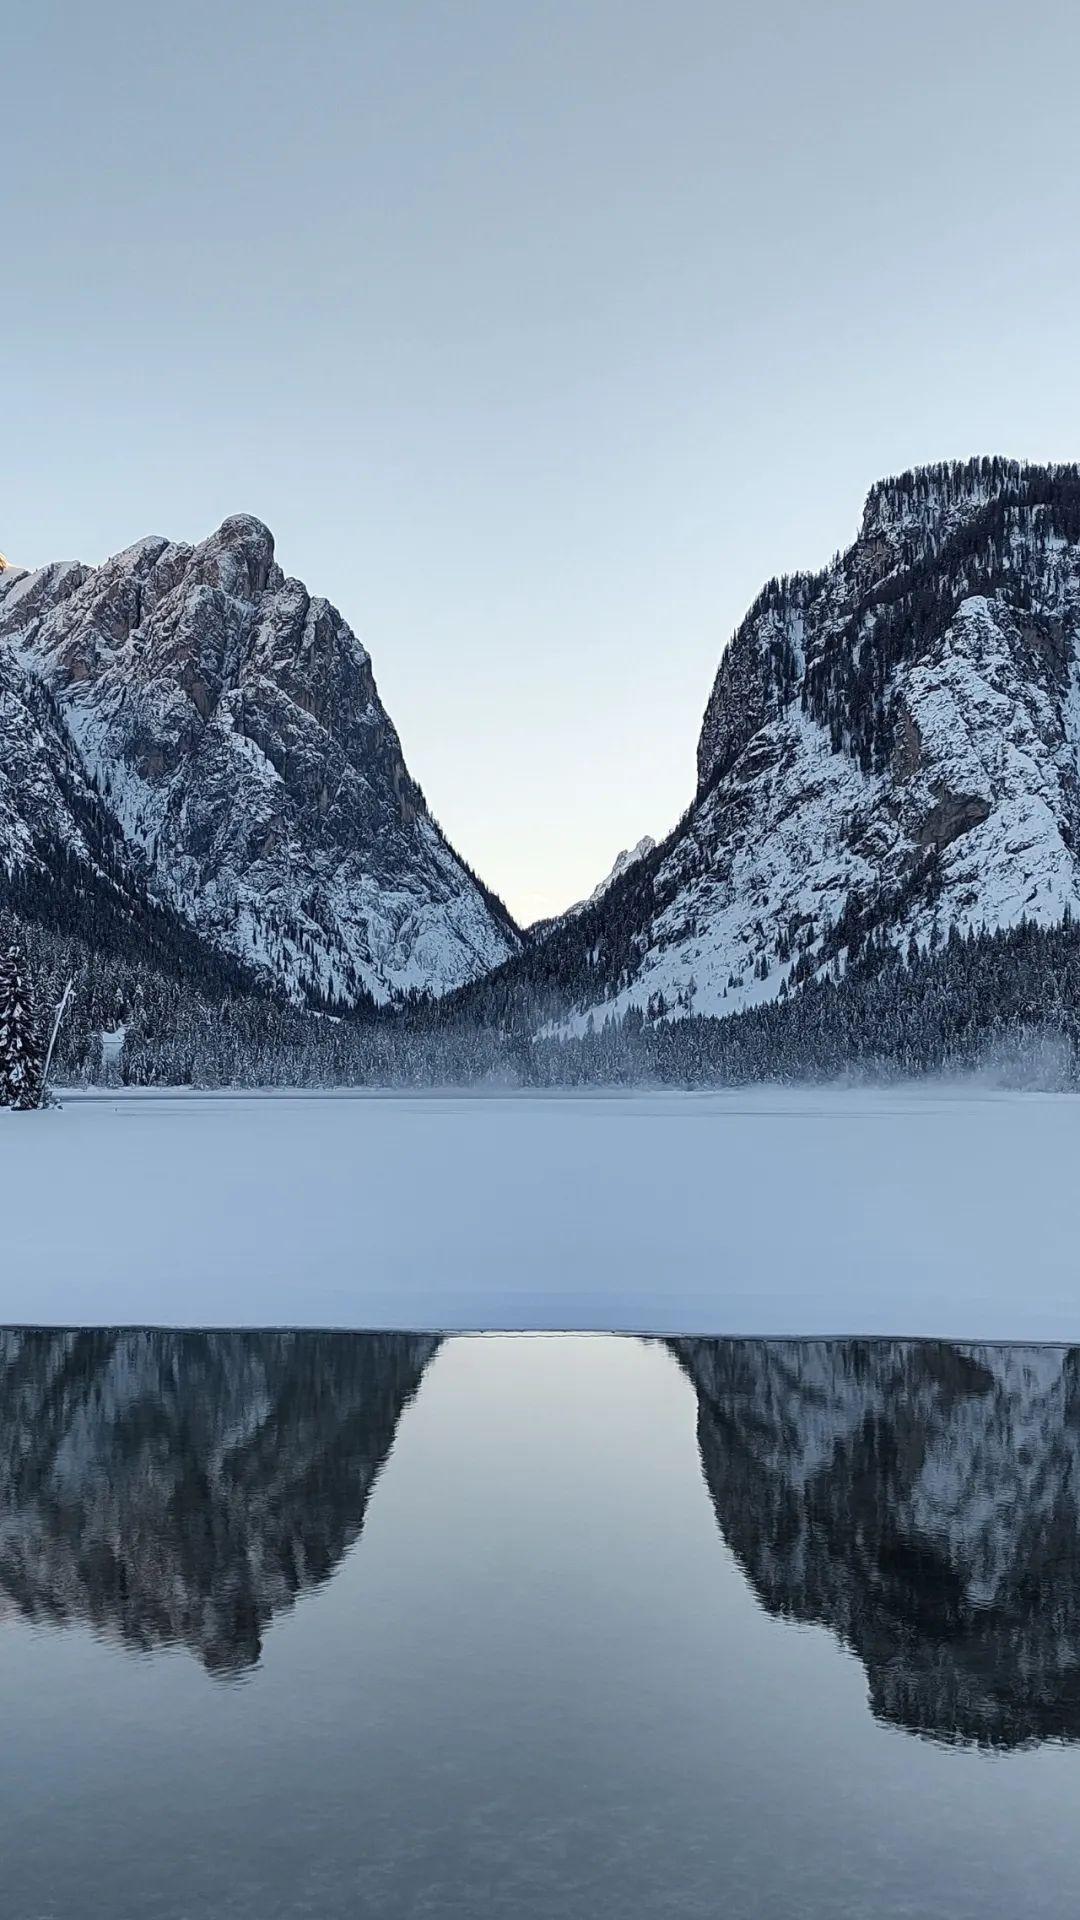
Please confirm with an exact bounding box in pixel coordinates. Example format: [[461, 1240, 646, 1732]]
[[3, 1329, 1080, 1919], [2, 1084, 1078, 1339]]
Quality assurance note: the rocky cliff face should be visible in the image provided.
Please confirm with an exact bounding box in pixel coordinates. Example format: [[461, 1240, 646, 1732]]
[[0, 616, 121, 883], [0, 519, 519, 1005], [0, 1329, 439, 1673], [671, 1335, 1080, 1748], [507, 458, 1080, 1030]]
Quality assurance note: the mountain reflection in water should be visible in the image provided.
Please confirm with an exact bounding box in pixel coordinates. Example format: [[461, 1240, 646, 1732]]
[[0, 1328, 438, 1673], [1, 1329, 1078, 1748], [669, 1337, 1080, 1750]]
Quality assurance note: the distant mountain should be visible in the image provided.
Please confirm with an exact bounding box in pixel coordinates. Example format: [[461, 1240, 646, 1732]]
[[672, 1336, 1080, 1749], [569, 835, 657, 916], [527, 836, 657, 940], [0, 517, 519, 1007], [450, 458, 1080, 1034]]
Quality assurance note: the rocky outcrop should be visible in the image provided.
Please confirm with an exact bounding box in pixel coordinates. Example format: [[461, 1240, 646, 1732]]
[[914, 792, 992, 850], [0, 519, 519, 1005]]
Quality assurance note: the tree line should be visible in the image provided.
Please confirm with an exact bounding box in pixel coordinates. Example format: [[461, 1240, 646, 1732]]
[[5, 896, 1080, 1094]]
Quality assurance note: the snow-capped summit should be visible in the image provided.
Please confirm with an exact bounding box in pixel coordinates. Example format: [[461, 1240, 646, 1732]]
[[582, 835, 657, 907], [0, 516, 519, 1005], [559, 835, 657, 920]]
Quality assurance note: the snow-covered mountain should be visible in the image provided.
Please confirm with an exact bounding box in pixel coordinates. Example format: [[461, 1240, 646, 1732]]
[[10, 460, 1080, 1037], [471, 458, 1080, 1032], [672, 1336, 1080, 1749], [0, 517, 519, 1006], [526, 836, 658, 940], [0, 1328, 439, 1673], [568, 836, 657, 916]]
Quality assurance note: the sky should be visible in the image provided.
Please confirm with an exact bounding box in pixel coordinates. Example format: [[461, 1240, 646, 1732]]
[[5, 0, 1080, 923]]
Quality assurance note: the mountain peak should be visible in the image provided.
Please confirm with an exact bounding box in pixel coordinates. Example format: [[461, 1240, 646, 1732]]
[[215, 512, 274, 545], [550, 835, 658, 924], [582, 836, 657, 909], [0, 518, 520, 1006], [208, 513, 276, 568], [187, 514, 279, 600]]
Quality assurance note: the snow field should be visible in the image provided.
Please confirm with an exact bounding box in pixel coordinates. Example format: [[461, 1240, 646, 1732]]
[[1, 1084, 1077, 1340]]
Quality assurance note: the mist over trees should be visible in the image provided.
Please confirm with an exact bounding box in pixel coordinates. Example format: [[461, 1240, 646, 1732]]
[[5, 892, 1080, 1092]]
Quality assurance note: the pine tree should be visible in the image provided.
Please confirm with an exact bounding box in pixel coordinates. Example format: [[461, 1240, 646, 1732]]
[[0, 945, 45, 1111]]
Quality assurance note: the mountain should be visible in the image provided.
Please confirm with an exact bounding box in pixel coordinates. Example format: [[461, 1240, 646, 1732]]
[[569, 835, 657, 916], [448, 457, 1080, 1034], [0, 1328, 439, 1674], [10, 458, 1080, 1081], [0, 518, 519, 1007], [672, 1336, 1080, 1749], [526, 836, 657, 941]]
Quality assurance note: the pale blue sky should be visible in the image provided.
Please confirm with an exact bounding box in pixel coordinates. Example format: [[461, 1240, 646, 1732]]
[[5, 0, 1080, 920]]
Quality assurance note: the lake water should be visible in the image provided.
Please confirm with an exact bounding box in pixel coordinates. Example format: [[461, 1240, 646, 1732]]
[[2, 1329, 1079, 1918]]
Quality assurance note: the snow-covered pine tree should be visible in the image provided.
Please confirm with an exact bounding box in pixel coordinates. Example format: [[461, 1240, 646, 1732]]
[[0, 945, 45, 1110], [0, 947, 12, 1106]]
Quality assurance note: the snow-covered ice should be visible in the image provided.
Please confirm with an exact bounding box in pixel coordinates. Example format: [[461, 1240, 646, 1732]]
[[1, 1084, 1077, 1339]]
